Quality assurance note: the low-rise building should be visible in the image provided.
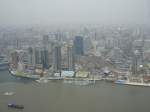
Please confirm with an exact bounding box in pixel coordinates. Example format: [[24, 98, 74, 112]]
[[76, 71, 89, 78], [61, 71, 74, 77]]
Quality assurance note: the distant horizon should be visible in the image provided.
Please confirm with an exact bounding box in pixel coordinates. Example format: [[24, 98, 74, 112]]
[[0, 22, 150, 28], [0, 0, 149, 26]]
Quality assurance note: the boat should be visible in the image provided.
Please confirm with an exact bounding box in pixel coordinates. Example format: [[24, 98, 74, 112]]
[[114, 80, 150, 87], [114, 80, 127, 85], [36, 78, 49, 83], [3, 92, 15, 96], [10, 70, 40, 80], [47, 77, 64, 80], [8, 103, 24, 109], [64, 79, 94, 86], [124, 82, 150, 87]]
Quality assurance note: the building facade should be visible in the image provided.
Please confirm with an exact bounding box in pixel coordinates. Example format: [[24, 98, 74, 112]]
[[67, 45, 75, 71], [53, 46, 61, 73], [73, 36, 84, 56]]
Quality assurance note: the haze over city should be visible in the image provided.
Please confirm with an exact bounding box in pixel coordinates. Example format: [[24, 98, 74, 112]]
[[0, 0, 150, 26], [1, 0, 150, 112]]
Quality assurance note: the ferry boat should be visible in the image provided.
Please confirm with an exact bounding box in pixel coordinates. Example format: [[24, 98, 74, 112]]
[[8, 103, 24, 109]]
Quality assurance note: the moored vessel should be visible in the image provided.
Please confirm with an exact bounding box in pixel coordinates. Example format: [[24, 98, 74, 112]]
[[10, 70, 40, 80], [114, 79, 150, 87]]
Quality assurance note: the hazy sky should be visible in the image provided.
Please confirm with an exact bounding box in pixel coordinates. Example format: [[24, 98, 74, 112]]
[[0, 0, 149, 25]]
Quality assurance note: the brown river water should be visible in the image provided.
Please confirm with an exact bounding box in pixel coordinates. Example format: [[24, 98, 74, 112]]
[[0, 71, 150, 112]]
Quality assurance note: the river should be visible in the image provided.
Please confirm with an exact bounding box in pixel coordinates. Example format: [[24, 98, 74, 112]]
[[0, 70, 150, 112]]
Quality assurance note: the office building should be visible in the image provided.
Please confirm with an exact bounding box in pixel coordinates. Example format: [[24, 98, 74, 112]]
[[83, 36, 93, 55], [28, 47, 35, 66], [43, 35, 49, 49], [67, 45, 75, 71], [41, 48, 49, 69], [11, 51, 19, 69], [34, 48, 42, 65], [73, 36, 84, 55], [53, 45, 61, 73]]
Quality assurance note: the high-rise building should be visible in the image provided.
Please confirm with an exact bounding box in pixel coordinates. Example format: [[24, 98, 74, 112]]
[[28, 47, 48, 68], [34, 48, 42, 65], [41, 48, 49, 69], [22, 51, 29, 64], [11, 51, 19, 69], [132, 45, 144, 75], [16, 38, 21, 50], [83, 36, 93, 55], [67, 45, 75, 71], [132, 54, 138, 75], [28, 47, 35, 66], [43, 35, 49, 49], [73, 36, 84, 55], [52, 45, 61, 73]]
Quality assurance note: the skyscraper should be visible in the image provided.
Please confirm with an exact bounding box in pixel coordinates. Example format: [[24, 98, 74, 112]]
[[53, 45, 61, 73], [16, 38, 21, 50], [41, 48, 49, 69], [67, 45, 75, 71], [35, 48, 42, 65], [83, 36, 93, 55], [132, 54, 138, 75], [43, 35, 49, 49], [28, 47, 35, 66], [73, 36, 84, 56], [11, 51, 19, 69], [132, 41, 144, 75]]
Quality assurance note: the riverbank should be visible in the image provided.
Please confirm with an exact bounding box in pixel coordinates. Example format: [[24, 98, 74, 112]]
[[9, 70, 150, 87]]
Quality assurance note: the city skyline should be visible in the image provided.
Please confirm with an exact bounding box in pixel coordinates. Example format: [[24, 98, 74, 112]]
[[0, 0, 150, 112]]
